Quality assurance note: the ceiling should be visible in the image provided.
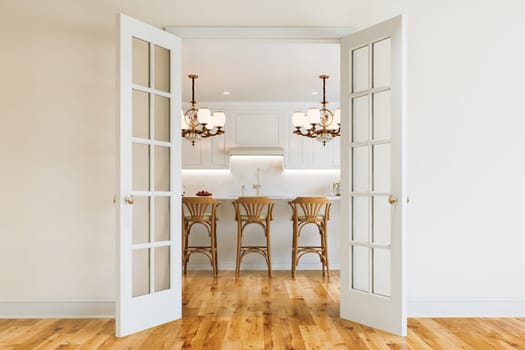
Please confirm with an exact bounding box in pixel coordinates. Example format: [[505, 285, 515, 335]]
[[180, 39, 340, 103], [3, 0, 386, 104]]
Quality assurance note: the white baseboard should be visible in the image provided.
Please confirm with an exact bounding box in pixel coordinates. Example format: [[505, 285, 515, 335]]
[[187, 262, 340, 270], [3, 297, 524, 319], [0, 300, 114, 318], [408, 299, 525, 318]]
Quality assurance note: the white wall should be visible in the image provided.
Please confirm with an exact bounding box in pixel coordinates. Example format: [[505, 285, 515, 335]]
[[1, 0, 525, 317], [0, 8, 116, 305], [404, 0, 525, 315]]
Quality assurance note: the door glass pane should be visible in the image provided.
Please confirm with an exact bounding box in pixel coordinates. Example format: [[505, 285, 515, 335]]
[[352, 196, 368, 242], [373, 144, 391, 193], [155, 146, 170, 191], [133, 90, 150, 139], [373, 38, 391, 88], [352, 246, 369, 292], [155, 95, 170, 142], [154, 197, 170, 241], [352, 146, 368, 192], [132, 197, 150, 244], [133, 143, 150, 191], [373, 90, 391, 140], [132, 38, 150, 87], [372, 196, 391, 245], [352, 46, 369, 93], [352, 96, 369, 143], [132, 248, 150, 297], [155, 246, 170, 292], [154, 45, 170, 92], [373, 248, 391, 297]]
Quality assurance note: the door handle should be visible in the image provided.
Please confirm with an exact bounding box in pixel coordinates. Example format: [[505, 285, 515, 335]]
[[125, 195, 134, 205], [388, 195, 398, 205]]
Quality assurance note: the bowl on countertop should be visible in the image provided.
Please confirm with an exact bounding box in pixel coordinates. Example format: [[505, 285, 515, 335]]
[[196, 190, 213, 197]]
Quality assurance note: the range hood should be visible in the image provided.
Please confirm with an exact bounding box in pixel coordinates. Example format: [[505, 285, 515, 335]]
[[228, 147, 284, 157]]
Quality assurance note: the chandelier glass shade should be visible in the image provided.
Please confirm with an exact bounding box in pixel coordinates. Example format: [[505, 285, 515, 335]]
[[181, 74, 225, 146], [292, 75, 341, 146]]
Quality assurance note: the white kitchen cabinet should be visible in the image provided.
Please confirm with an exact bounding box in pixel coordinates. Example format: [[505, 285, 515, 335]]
[[285, 122, 340, 169], [232, 111, 281, 147], [181, 102, 340, 169], [181, 132, 227, 169]]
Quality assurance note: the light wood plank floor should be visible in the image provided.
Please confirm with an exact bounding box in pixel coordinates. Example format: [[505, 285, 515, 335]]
[[1, 271, 524, 349]]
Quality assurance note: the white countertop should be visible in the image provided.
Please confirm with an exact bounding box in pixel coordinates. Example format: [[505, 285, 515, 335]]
[[210, 195, 340, 201]]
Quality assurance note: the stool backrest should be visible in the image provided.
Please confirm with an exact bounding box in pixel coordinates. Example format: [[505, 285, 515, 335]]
[[233, 196, 275, 222], [289, 197, 331, 222], [182, 197, 221, 220]]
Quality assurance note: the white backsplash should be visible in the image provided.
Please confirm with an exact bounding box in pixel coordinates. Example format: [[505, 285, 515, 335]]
[[182, 156, 340, 197]]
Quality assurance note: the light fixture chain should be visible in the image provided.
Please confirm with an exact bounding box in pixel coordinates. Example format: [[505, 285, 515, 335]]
[[322, 76, 326, 105], [191, 75, 195, 106]]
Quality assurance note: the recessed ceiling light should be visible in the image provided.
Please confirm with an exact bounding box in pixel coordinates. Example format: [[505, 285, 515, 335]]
[[311, 91, 319, 95], [223, 91, 231, 95]]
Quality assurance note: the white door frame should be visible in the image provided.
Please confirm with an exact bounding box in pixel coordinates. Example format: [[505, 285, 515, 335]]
[[117, 21, 407, 336]]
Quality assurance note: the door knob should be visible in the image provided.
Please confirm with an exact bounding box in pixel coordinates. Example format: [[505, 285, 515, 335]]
[[388, 195, 398, 205], [125, 195, 134, 205]]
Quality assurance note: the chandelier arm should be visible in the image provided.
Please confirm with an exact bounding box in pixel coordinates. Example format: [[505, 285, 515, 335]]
[[200, 128, 225, 138], [329, 126, 341, 136], [293, 127, 318, 139]]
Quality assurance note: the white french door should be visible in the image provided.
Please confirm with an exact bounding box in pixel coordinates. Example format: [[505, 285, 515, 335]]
[[116, 14, 182, 337], [340, 15, 407, 336]]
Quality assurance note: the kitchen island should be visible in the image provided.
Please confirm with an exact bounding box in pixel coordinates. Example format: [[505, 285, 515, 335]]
[[184, 195, 340, 272], [182, 156, 341, 272]]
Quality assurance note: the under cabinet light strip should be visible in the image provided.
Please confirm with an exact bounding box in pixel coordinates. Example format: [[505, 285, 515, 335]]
[[181, 169, 231, 174], [283, 169, 340, 173]]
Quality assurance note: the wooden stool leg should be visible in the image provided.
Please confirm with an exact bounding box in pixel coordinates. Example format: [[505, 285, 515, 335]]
[[318, 223, 325, 278], [182, 221, 186, 275], [183, 222, 190, 275], [210, 221, 217, 277], [265, 223, 272, 277], [319, 222, 330, 277], [214, 222, 219, 277], [291, 221, 298, 278], [322, 222, 329, 278], [235, 221, 242, 277]]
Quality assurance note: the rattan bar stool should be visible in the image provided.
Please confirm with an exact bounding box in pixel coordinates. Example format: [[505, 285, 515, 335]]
[[182, 196, 221, 277], [232, 196, 275, 277], [288, 197, 332, 278]]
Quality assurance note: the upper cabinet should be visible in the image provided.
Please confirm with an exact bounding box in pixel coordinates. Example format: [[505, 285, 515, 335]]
[[287, 133, 340, 169], [181, 102, 340, 169], [231, 111, 281, 148], [181, 132, 227, 169]]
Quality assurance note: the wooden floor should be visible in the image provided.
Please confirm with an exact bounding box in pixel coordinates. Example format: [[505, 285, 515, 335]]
[[1, 271, 524, 349]]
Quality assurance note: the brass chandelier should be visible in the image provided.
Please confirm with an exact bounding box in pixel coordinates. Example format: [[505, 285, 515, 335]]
[[292, 75, 341, 146], [181, 74, 225, 146]]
